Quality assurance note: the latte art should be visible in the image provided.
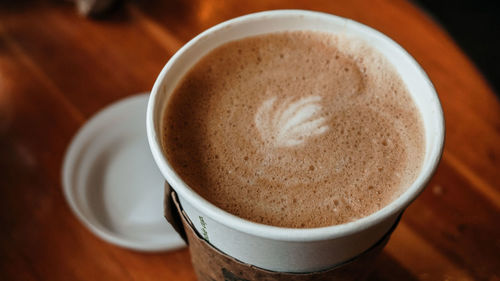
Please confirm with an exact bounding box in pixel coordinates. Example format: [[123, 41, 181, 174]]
[[163, 31, 425, 228], [255, 95, 328, 147]]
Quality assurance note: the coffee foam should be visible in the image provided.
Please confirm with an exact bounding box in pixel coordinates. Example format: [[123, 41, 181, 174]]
[[255, 95, 328, 147], [163, 31, 425, 228]]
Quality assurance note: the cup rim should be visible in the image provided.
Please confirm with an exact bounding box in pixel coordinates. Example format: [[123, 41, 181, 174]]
[[147, 9, 445, 242]]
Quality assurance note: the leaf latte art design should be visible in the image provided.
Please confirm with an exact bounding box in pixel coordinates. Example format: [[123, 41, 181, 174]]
[[254, 96, 329, 147]]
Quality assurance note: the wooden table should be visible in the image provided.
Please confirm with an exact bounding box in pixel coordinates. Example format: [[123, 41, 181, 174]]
[[1, 0, 499, 280]]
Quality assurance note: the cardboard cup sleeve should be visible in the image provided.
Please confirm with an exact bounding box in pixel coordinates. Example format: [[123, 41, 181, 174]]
[[164, 184, 399, 281]]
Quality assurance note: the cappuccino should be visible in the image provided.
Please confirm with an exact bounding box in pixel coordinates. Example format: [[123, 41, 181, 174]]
[[162, 31, 424, 228]]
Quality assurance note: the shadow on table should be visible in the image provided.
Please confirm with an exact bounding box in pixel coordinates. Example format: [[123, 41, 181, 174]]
[[368, 252, 419, 281]]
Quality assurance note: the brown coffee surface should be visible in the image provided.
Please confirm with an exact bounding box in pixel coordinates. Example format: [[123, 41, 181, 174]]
[[162, 31, 425, 228]]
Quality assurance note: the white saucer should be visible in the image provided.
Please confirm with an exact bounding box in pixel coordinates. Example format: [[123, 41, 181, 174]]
[[62, 94, 185, 251]]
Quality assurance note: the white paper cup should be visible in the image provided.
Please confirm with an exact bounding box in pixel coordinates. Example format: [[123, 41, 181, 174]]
[[147, 10, 444, 273]]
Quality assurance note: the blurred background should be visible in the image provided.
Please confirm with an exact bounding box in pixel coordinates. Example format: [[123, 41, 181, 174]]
[[2, 0, 497, 95], [413, 0, 499, 95]]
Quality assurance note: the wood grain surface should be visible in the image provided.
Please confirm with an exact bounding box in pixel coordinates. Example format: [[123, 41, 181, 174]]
[[0, 0, 499, 280]]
